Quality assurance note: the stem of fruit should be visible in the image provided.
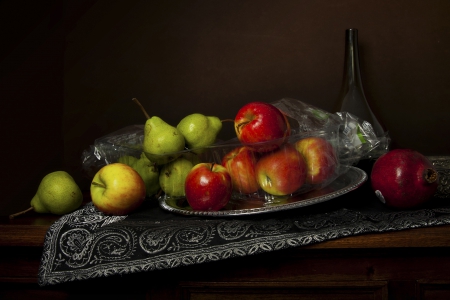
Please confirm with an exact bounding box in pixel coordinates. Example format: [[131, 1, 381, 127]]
[[221, 119, 234, 123], [9, 207, 34, 219], [91, 181, 107, 188], [235, 121, 249, 135], [132, 98, 151, 120]]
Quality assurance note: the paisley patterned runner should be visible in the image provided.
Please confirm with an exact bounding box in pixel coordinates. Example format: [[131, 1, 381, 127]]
[[38, 188, 450, 286]]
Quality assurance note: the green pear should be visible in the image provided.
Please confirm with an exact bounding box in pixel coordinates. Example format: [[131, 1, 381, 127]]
[[139, 151, 152, 163], [10, 171, 83, 219], [143, 116, 185, 165], [177, 113, 222, 154], [133, 153, 161, 197], [117, 155, 139, 167], [159, 157, 194, 197], [181, 151, 201, 166]]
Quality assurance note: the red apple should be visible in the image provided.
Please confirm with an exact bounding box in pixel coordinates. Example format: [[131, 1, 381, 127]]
[[90, 163, 146, 216], [282, 111, 292, 137], [221, 146, 260, 194], [371, 149, 439, 209], [255, 144, 307, 196], [185, 163, 232, 211], [294, 137, 338, 185], [234, 102, 290, 152]]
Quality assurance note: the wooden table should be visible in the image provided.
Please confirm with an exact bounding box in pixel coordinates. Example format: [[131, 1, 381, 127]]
[[2, 211, 450, 300]]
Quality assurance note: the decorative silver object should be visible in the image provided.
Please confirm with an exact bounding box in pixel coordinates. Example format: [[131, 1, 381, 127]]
[[159, 166, 367, 217], [428, 156, 450, 198]]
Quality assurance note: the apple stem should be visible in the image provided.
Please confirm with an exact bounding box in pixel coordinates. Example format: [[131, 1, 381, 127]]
[[91, 181, 107, 188], [425, 168, 438, 184], [9, 207, 34, 220], [132, 98, 151, 120]]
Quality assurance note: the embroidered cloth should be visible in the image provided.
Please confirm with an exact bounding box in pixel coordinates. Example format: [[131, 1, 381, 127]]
[[38, 183, 450, 286]]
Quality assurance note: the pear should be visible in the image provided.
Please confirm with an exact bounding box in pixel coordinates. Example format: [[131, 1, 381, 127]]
[[117, 155, 139, 167], [9, 171, 83, 219], [143, 116, 186, 165], [117, 153, 160, 197], [133, 153, 161, 197], [139, 151, 153, 163], [131, 98, 185, 165], [181, 151, 201, 166], [159, 157, 194, 197], [177, 113, 222, 154]]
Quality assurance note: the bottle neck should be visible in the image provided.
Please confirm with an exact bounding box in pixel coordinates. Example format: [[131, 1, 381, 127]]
[[343, 28, 363, 91], [336, 28, 386, 136]]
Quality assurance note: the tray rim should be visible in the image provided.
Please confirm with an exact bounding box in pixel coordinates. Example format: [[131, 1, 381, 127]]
[[158, 166, 367, 217]]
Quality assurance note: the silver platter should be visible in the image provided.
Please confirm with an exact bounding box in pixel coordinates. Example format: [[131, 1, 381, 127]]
[[158, 166, 367, 217]]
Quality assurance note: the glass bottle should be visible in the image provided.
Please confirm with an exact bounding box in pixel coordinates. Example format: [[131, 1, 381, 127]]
[[335, 28, 385, 137]]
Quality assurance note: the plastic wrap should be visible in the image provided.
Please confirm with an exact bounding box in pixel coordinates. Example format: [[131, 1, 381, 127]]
[[81, 98, 389, 202], [273, 98, 390, 166], [81, 125, 145, 179]]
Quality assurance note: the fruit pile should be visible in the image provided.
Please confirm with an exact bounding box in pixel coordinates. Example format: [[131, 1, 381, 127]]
[[9, 99, 441, 220], [88, 100, 339, 215]]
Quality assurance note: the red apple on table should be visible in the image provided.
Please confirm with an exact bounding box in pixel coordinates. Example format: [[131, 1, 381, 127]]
[[90, 163, 146, 216], [255, 144, 307, 196], [185, 163, 232, 211], [221, 146, 260, 194], [294, 137, 338, 185], [234, 101, 290, 152], [371, 149, 439, 209]]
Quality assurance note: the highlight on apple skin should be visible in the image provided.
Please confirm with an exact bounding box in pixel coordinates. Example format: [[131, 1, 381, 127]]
[[90, 163, 146, 216], [294, 136, 338, 185], [184, 163, 233, 211], [221, 146, 260, 194], [255, 144, 307, 196], [234, 102, 290, 152]]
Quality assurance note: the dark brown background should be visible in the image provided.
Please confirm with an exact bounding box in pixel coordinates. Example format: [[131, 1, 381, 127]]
[[2, 0, 450, 216]]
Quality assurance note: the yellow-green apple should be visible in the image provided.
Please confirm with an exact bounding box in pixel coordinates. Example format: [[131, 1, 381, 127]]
[[221, 146, 260, 194], [294, 137, 337, 185], [185, 163, 232, 211], [90, 163, 146, 215], [234, 102, 290, 152], [255, 144, 307, 196]]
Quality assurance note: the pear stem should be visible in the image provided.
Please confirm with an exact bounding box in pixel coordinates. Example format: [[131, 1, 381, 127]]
[[91, 181, 107, 188], [221, 119, 234, 123], [132, 98, 151, 120], [9, 207, 34, 219]]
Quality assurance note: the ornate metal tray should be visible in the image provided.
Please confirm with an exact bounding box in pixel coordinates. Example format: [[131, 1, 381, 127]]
[[159, 166, 367, 217]]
